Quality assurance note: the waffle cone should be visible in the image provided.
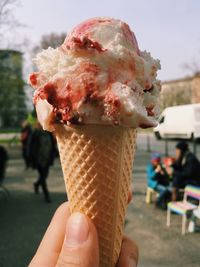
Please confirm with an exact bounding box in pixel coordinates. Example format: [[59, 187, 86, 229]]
[[55, 124, 136, 267]]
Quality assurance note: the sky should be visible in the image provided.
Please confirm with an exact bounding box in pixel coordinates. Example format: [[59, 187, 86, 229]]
[[7, 0, 200, 81]]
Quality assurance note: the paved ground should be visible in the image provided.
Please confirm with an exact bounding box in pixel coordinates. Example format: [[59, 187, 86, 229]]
[[0, 133, 200, 267]]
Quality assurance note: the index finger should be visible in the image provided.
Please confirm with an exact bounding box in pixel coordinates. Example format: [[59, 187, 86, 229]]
[[117, 235, 139, 267]]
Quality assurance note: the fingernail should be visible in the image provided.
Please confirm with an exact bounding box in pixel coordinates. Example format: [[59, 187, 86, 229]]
[[129, 258, 137, 267], [65, 212, 89, 247]]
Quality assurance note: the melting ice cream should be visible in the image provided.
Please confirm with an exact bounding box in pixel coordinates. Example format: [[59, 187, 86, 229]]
[[29, 17, 161, 131]]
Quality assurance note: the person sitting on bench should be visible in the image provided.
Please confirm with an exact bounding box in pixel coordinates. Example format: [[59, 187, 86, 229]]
[[147, 152, 170, 209], [169, 141, 200, 201]]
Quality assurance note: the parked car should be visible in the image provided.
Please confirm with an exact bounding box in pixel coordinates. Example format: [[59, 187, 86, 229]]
[[154, 104, 200, 140]]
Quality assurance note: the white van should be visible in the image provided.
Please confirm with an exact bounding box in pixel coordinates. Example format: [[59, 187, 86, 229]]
[[154, 104, 200, 140]]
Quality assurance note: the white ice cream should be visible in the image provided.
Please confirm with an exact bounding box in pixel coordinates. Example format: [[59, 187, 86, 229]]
[[29, 17, 161, 131]]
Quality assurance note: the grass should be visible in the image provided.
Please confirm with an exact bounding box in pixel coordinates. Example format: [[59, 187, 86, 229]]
[[0, 129, 20, 144], [0, 128, 20, 134], [0, 138, 20, 145]]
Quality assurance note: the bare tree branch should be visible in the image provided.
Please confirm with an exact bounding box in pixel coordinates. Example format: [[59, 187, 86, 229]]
[[32, 32, 66, 55], [0, 0, 22, 41], [0, 0, 18, 25], [182, 52, 200, 76]]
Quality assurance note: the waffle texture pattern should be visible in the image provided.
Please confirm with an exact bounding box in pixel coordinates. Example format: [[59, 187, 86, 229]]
[[56, 124, 136, 267]]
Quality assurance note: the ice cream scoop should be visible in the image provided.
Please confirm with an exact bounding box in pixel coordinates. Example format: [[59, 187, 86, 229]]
[[29, 17, 161, 267], [29, 17, 161, 131]]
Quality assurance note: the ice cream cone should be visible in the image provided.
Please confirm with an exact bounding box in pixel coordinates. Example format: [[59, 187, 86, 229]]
[[55, 124, 136, 267]]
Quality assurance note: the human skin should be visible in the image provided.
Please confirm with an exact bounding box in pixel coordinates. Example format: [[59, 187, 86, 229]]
[[29, 195, 138, 267]]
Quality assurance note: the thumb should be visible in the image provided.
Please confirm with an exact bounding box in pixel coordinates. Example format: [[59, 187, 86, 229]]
[[56, 212, 99, 267]]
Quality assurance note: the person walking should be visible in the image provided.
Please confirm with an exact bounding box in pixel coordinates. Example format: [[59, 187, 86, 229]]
[[28, 122, 56, 203]]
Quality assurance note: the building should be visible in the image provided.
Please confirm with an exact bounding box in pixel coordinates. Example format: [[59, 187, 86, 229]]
[[0, 49, 27, 127], [161, 73, 200, 110]]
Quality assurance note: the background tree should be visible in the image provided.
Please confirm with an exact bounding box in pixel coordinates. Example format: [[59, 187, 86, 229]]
[[182, 55, 200, 77], [33, 32, 66, 54], [160, 55, 200, 111], [161, 89, 191, 110], [0, 0, 27, 128], [0, 50, 27, 127], [161, 82, 192, 110], [0, 0, 21, 44]]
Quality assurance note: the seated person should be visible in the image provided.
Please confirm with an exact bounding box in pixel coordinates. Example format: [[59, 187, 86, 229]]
[[147, 152, 170, 209], [170, 141, 200, 201], [163, 157, 175, 182]]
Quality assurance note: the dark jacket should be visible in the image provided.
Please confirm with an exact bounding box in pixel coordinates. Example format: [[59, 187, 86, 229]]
[[147, 163, 169, 189], [0, 146, 8, 164], [21, 125, 32, 148], [0, 146, 8, 181], [28, 129, 56, 169], [173, 152, 200, 186]]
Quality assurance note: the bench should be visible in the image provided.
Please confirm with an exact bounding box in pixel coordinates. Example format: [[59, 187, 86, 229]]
[[145, 187, 158, 204], [166, 185, 200, 235]]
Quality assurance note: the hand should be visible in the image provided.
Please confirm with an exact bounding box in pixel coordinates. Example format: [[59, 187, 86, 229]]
[[29, 201, 138, 267], [155, 165, 162, 173], [166, 166, 173, 176]]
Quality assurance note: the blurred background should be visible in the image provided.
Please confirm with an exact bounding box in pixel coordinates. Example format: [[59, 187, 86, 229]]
[[0, 0, 200, 266]]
